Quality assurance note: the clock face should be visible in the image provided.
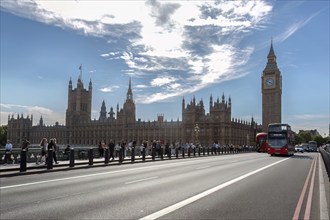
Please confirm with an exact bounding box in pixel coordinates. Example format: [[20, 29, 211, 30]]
[[265, 77, 274, 87]]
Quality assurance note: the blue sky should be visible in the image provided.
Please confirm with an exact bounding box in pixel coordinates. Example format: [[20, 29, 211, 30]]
[[0, 0, 329, 137]]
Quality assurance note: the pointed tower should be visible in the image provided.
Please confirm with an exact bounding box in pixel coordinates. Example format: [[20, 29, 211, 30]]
[[123, 78, 136, 124], [262, 41, 282, 132], [99, 100, 107, 121], [209, 94, 213, 111], [109, 107, 115, 121], [39, 115, 44, 126], [127, 77, 133, 101], [66, 66, 92, 126]]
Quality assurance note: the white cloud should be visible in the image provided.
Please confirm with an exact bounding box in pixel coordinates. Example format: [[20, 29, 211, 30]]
[[151, 76, 177, 87], [275, 10, 322, 43], [1, 0, 273, 103], [136, 84, 148, 89], [0, 103, 64, 126], [99, 85, 120, 93]]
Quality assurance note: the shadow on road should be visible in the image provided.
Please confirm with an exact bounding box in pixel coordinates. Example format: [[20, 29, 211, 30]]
[[290, 154, 313, 160]]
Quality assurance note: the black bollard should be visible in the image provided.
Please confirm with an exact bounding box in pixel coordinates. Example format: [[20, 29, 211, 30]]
[[69, 148, 75, 167], [88, 148, 93, 166], [221, 147, 224, 154], [193, 147, 196, 157], [142, 147, 146, 161], [182, 148, 185, 158], [119, 148, 123, 163], [160, 148, 163, 160], [207, 147, 210, 155], [198, 147, 201, 156], [131, 147, 135, 162], [20, 149, 27, 172], [203, 147, 205, 156], [176, 148, 179, 158], [47, 148, 53, 170], [105, 148, 109, 164], [152, 147, 155, 160], [188, 148, 191, 157]]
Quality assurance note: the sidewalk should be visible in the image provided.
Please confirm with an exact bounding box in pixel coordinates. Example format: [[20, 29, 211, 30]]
[[0, 156, 152, 178]]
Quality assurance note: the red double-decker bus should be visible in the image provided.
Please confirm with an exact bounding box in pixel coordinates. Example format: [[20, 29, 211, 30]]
[[267, 123, 295, 156], [256, 132, 268, 153]]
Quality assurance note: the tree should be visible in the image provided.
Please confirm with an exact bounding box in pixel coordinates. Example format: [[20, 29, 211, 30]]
[[294, 134, 302, 145], [313, 135, 327, 146], [298, 131, 312, 143], [0, 126, 7, 146]]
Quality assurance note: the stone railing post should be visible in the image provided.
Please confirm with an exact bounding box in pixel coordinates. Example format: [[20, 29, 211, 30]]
[[69, 148, 75, 167], [20, 149, 27, 172], [47, 148, 53, 170], [105, 148, 109, 164], [88, 148, 93, 166]]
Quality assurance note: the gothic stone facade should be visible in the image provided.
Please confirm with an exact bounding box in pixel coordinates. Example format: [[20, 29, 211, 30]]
[[7, 78, 258, 148]]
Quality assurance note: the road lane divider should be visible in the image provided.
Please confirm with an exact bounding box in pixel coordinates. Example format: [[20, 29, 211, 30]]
[[1, 155, 253, 190], [304, 156, 317, 220], [292, 157, 316, 220], [125, 176, 158, 185], [139, 157, 290, 220], [318, 154, 329, 220]]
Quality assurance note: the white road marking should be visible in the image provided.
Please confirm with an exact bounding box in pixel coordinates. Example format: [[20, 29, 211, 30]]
[[318, 154, 329, 220], [195, 165, 211, 170], [125, 176, 158, 185], [139, 157, 290, 220]]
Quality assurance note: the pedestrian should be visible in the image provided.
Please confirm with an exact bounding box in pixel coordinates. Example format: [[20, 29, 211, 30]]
[[21, 137, 30, 151], [47, 139, 58, 164], [115, 142, 121, 157], [5, 140, 13, 164], [165, 142, 170, 157], [141, 141, 147, 157], [127, 140, 133, 157], [53, 138, 59, 164], [155, 140, 161, 156], [36, 138, 47, 165], [108, 139, 115, 161], [64, 145, 71, 160], [98, 141, 105, 158], [121, 141, 126, 158]]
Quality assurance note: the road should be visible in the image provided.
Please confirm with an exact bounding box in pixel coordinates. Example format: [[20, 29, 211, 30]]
[[0, 152, 329, 220]]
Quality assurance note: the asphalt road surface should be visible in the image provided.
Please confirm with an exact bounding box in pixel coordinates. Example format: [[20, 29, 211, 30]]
[[1, 152, 329, 220]]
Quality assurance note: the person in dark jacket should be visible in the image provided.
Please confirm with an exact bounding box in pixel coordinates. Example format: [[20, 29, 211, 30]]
[[108, 139, 115, 161]]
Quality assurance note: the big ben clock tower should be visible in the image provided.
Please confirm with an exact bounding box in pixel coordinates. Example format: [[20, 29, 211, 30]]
[[262, 41, 282, 132]]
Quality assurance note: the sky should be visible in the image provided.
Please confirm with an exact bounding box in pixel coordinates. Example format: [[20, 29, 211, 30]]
[[0, 0, 329, 137]]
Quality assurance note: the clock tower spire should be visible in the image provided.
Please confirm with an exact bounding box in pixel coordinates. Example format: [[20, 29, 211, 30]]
[[261, 41, 282, 132]]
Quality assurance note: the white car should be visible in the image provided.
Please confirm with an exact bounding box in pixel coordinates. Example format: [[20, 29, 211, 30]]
[[295, 146, 304, 153]]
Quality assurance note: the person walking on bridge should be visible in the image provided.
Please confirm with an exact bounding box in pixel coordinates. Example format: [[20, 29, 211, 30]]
[[5, 140, 13, 164]]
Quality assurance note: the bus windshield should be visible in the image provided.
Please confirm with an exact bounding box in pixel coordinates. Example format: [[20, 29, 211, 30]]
[[268, 124, 290, 132], [268, 138, 287, 148]]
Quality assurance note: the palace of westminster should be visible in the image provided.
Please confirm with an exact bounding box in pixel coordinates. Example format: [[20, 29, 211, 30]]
[[7, 43, 283, 147]]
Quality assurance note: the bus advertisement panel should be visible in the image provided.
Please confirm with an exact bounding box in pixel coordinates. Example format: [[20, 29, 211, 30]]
[[256, 132, 268, 153], [267, 123, 295, 156]]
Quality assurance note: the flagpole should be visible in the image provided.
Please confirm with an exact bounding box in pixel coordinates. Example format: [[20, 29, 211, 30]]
[[79, 64, 82, 80]]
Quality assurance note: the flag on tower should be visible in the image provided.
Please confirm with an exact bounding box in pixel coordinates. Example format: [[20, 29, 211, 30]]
[[79, 64, 82, 80]]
